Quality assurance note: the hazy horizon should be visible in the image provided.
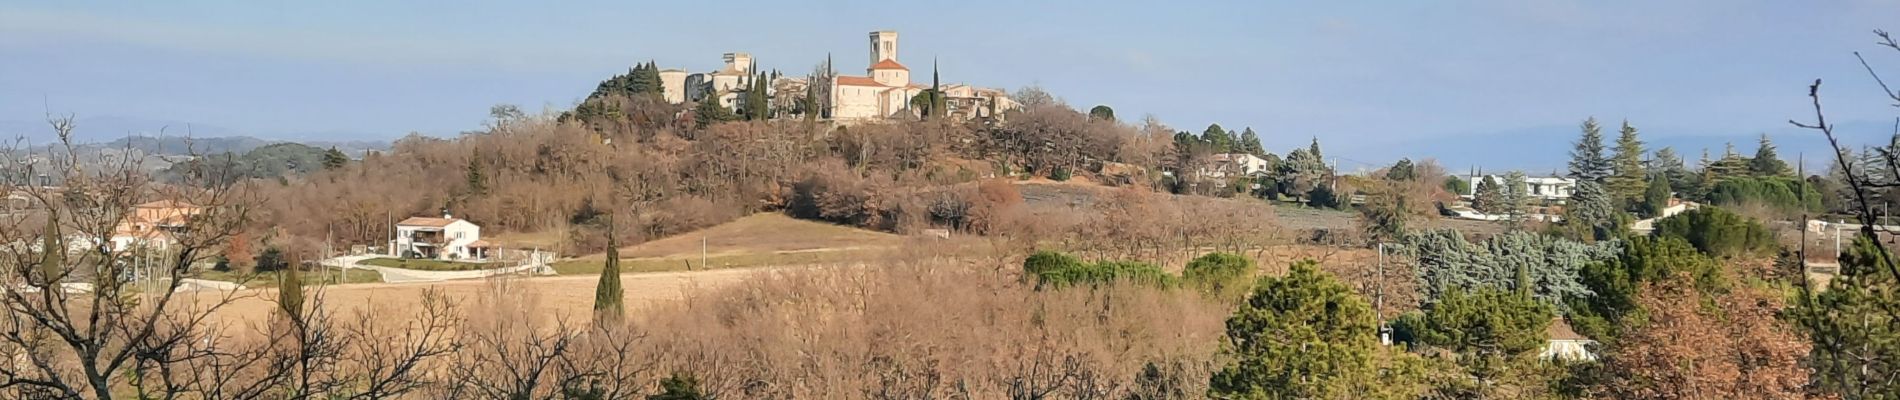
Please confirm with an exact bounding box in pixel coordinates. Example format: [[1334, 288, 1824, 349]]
[[6, 1, 1900, 171]]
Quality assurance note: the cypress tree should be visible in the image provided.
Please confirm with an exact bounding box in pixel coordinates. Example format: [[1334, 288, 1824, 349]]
[[38, 210, 62, 285], [322, 146, 349, 170], [465, 153, 488, 196], [594, 214, 625, 319], [278, 256, 305, 323]]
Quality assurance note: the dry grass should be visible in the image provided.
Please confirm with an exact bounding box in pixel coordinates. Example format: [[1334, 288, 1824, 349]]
[[583, 213, 906, 260]]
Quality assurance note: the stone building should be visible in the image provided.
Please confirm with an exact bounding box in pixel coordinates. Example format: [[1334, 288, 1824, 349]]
[[648, 30, 1017, 123]]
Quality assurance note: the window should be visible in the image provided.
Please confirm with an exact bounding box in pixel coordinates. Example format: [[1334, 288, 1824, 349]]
[[455, 232, 465, 239]]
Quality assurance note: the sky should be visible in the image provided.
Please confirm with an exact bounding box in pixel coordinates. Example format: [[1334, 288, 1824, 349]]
[[5, 0, 1900, 171]]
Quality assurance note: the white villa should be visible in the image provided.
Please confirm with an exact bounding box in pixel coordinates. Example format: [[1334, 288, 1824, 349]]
[[1464, 174, 1577, 202], [1204, 153, 1272, 179], [392, 212, 490, 261], [654, 30, 1018, 123]]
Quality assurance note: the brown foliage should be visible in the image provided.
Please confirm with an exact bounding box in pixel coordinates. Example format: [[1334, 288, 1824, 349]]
[[1593, 274, 1810, 399]]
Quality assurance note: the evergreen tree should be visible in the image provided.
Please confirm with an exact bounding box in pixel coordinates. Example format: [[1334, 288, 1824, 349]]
[[1386, 158, 1417, 181], [1647, 147, 1694, 197], [321, 146, 349, 170], [1500, 171, 1530, 228], [255, 246, 287, 273], [693, 94, 737, 128], [1237, 128, 1264, 156], [1399, 287, 1553, 398], [278, 256, 304, 322], [1569, 117, 1613, 181], [1749, 134, 1791, 176], [744, 71, 770, 120], [594, 214, 625, 319], [1794, 235, 1900, 398], [1473, 176, 1505, 215], [1308, 137, 1324, 164], [1564, 180, 1620, 241], [1443, 176, 1472, 196], [1608, 120, 1648, 208], [1406, 229, 1613, 306], [1209, 261, 1409, 398], [1640, 175, 1672, 218], [464, 153, 488, 196], [1201, 124, 1233, 152], [1088, 105, 1115, 121], [647, 372, 706, 400]]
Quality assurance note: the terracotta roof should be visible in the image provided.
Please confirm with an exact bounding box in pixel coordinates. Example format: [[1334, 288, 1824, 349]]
[[1548, 318, 1591, 341], [397, 217, 460, 227], [869, 59, 909, 71], [468, 240, 493, 248], [836, 76, 886, 87]]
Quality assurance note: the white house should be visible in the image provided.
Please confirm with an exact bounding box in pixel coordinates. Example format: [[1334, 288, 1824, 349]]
[[392, 212, 490, 261], [1464, 175, 1577, 202], [1204, 153, 1271, 179], [1540, 318, 1597, 362]]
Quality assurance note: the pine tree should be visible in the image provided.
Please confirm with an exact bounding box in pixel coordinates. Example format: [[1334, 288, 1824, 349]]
[[594, 214, 625, 319], [1569, 117, 1612, 181], [1500, 171, 1530, 228], [1209, 261, 1411, 398], [1238, 128, 1264, 156], [1607, 120, 1648, 208], [693, 93, 738, 128], [322, 146, 349, 170], [1647, 147, 1693, 196], [1749, 134, 1791, 176], [1473, 176, 1505, 215], [1201, 124, 1233, 152], [1565, 180, 1620, 241], [1794, 235, 1900, 397]]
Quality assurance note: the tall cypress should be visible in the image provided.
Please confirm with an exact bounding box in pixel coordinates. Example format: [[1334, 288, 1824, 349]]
[[278, 256, 305, 323], [594, 214, 625, 319]]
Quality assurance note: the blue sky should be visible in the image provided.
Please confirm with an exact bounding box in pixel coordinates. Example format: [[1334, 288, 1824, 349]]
[[5, 1, 1900, 170]]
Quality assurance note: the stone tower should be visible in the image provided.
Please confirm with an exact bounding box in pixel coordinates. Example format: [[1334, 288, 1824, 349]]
[[869, 30, 899, 65]]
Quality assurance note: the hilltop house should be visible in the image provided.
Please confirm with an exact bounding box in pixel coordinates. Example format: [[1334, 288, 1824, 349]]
[[392, 212, 490, 261], [110, 200, 201, 251], [1203, 153, 1271, 179]]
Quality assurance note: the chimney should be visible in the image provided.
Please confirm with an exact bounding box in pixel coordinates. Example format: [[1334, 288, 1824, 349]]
[[442, 208, 452, 219]]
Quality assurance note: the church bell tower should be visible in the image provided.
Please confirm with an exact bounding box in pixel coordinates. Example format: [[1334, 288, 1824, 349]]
[[869, 30, 899, 65]]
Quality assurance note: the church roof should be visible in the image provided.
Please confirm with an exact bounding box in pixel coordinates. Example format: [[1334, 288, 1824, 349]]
[[836, 76, 887, 87], [869, 59, 909, 71]]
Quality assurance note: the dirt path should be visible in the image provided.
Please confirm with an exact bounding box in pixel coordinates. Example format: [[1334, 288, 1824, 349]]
[[194, 267, 781, 326]]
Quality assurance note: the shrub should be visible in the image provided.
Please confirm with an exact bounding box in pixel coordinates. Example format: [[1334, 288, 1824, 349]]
[[1703, 176, 1822, 214], [1183, 252, 1255, 300], [1022, 250, 1177, 289], [1651, 207, 1775, 258]]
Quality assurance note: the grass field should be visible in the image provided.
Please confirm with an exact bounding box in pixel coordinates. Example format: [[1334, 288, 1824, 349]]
[[360, 257, 502, 271], [553, 213, 910, 275]]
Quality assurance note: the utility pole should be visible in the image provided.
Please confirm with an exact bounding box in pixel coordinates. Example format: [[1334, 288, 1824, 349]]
[[1376, 243, 1388, 345]]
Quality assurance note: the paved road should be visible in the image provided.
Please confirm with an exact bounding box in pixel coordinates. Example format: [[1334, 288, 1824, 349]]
[[321, 253, 556, 283]]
